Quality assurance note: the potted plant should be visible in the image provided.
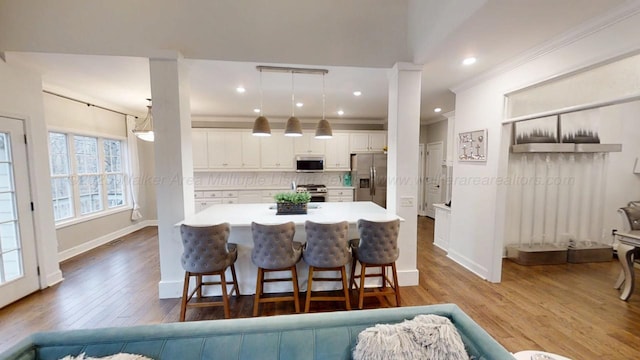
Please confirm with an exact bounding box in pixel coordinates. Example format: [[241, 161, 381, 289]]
[[274, 191, 311, 215]]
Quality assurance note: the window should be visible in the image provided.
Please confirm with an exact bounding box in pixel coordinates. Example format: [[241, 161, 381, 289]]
[[49, 132, 127, 223]]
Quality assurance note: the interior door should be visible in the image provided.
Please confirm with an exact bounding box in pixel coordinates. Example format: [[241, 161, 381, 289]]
[[0, 117, 39, 308], [425, 142, 443, 218]]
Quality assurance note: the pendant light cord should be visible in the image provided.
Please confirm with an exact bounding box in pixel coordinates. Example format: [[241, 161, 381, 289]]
[[291, 72, 295, 116], [259, 69, 264, 116], [322, 74, 326, 120]]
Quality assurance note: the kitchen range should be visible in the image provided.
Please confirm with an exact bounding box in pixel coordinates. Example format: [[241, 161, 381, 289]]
[[296, 184, 327, 202]]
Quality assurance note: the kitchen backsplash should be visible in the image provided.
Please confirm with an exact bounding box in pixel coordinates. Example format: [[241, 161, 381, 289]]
[[193, 171, 350, 189]]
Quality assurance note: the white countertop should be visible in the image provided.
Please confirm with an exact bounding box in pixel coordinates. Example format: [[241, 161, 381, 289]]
[[433, 203, 451, 212], [179, 201, 402, 227]]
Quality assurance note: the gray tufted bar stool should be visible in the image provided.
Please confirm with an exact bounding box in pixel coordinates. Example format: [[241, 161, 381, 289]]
[[303, 221, 351, 312], [251, 221, 303, 316], [349, 219, 401, 309], [179, 223, 240, 321]]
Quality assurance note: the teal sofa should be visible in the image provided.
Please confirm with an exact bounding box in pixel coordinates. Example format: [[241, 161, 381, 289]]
[[1, 304, 515, 360]]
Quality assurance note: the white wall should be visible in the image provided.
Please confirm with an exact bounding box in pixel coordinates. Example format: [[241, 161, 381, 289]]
[[451, 6, 640, 282], [0, 60, 62, 287]]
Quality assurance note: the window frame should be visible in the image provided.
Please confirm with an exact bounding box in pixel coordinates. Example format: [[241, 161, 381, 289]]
[[48, 128, 131, 228]]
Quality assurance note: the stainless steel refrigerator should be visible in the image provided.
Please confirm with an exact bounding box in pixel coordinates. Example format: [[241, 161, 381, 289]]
[[351, 153, 387, 208]]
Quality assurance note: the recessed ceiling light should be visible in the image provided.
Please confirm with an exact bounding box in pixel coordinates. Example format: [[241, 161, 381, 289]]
[[253, 108, 260, 113], [337, 110, 344, 116], [434, 108, 442, 113], [353, 91, 362, 97], [296, 102, 304, 108], [236, 86, 246, 93], [462, 57, 477, 66]]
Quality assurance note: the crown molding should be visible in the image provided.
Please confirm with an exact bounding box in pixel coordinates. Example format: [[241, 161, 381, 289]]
[[451, 1, 640, 94]]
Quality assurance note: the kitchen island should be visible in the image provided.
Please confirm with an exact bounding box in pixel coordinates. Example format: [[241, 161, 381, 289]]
[[175, 201, 402, 295]]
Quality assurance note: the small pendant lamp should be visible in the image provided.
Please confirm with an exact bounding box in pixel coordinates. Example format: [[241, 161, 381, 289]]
[[252, 69, 271, 137], [132, 98, 155, 142], [315, 73, 333, 139], [284, 72, 303, 137]]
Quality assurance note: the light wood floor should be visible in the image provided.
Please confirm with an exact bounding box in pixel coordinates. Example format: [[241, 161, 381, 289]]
[[1, 217, 640, 358]]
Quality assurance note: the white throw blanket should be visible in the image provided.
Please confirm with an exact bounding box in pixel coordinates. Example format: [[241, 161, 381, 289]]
[[59, 353, 152, 360], [353, 314, 470, 360]]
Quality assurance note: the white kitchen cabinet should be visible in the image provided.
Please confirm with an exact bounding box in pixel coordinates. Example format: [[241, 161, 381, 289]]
[[241, 132, 261, 169], [192, 130, 209, 170], [349, 131, 387, 153], [238, 190, 262, 204], [294, 133, 326, 155], [208, 132, 243, 169], [325, 133, 350, 170], [260, 131, 294, 169], [433, 204, 450, 252], [327, 188, 354, 202]]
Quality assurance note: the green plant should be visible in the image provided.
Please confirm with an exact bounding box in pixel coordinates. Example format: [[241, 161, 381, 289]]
[[274, 191, 311, 204]]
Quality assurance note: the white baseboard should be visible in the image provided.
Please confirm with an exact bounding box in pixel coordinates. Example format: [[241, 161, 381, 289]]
[[159, 279, 184, 299], [58, 220, 158, 262], [44, 269, 64, 287], [398, 269, 419, 286], [447, 249, 489, 281]]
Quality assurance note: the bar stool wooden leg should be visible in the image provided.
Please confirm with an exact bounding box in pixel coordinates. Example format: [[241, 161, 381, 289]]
[[196, 275, 203, 298], [358, 263, 367, 309], [179, 272, 190, 322], [340, 266, 351, 310], [349, 256, 357, 290], [305, 266, 314, 312], [253, 267, 264, 317], [391, 262, 400, 307], [220, 271, 230, 319], [291, 265, 301, 313], [230, 264, 240, 297]]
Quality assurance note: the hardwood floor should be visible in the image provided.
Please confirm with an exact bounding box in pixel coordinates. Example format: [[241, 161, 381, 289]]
[[1, 217, 640, 358]]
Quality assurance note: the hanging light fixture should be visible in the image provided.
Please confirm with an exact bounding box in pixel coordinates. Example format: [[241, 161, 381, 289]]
[[252, 69, 271, 137], [284, 72, 302, 137], [315, 73, 333, 139], [132, 98, 154, 142]]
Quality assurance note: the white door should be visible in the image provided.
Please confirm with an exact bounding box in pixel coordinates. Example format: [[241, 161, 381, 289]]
[[425, 142, 443, 218], [0, 117, 39, 308]]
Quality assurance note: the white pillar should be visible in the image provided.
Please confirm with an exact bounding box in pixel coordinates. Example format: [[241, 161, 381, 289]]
[[387, 62, 422, 286], [149, 54, 195, 298]]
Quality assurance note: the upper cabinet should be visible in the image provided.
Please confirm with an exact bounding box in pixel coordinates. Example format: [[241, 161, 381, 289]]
[[192, 129, 260, 171], [294, 133, 326, 155], [208, 131, 243, 169], [192, 129, 385, 171], [192, 129, 209, 170], [349, 131, 387, 153], [325, 133, 350, 170], [260, 131, 295, 169]]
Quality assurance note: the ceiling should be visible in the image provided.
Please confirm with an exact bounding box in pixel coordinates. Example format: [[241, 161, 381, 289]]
[[1, 0, 627, 124]]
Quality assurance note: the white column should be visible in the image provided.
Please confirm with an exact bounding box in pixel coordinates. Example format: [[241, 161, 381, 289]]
[[149, 54, 195, 299], [387, 62, 422, 286]]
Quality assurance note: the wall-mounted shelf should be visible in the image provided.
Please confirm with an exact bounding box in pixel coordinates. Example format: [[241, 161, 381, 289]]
[[511, 143, 622, 153]]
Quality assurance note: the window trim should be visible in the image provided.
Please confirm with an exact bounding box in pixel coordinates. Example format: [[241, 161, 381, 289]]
[[48, 128, 131, 227]]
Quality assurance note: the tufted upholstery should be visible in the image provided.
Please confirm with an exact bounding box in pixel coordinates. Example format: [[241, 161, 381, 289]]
[[350, 219, 401, 309], [303, 221, 350, 268], [251, 222, 302, 270], [351, 219, 400, 265], [619, 206, 640, 231], [180, 223, 237, 273], [251, 222, 303, 316], [179, 223, 239, 320]]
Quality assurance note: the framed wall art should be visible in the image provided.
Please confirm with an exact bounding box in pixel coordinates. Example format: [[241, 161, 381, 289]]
[[458, 129, 487, 162]]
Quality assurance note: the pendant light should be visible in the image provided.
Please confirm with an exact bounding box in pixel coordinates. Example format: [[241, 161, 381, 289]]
[[315, 73, 333, 139], [284, 72, 303, 137], [252, 69, 271, 137], [132, 98, 155, 142]]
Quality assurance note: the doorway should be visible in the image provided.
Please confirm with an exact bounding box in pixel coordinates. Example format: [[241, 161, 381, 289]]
[[425, 142, 443, 218], [0, 117, 39, 308]]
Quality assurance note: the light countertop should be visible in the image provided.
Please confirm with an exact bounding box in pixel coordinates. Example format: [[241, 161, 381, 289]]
[[179, 201, 402, 227]]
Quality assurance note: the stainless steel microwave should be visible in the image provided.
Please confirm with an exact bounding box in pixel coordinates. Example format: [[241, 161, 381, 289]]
[[296, 155, 324, 172]]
